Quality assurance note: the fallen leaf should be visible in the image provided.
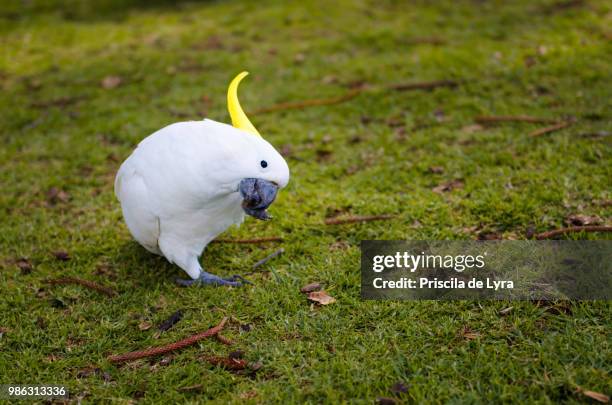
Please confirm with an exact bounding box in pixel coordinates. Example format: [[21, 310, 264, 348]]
[[461, 326, 481, 340], [576, 386, 609, 403], [52, 251, 70, 261], [307, 290, 336, 305], [36, 317, 47, 329], [428, 166, 444, 174], [204, 356, 248, 371], [499, 307, 514, 316], [376, 397, 397, 405], [77, 367, 101, 378], [321, 75, 338, 84], [229, 350, 245, 359], [179, 384, 203, 392], [433, 108, 446, 122], [461, 124, 484, 134], [390, 382, 409, 394], [432, 179, 464, 194], [44, 354, 61, 363], [16, 258, 33, 274], [330, 241, 350, 251], [47, 187, 70, 205], [565, 214, 602, 226], [101, 75, 122, 89], [239, 390, 258, 399], [300, 282, 323, 293], [138, 321, 152, 331], [156, 310, 183, 332], [477, 231, 502, 240], [315, 148, 333, 162]]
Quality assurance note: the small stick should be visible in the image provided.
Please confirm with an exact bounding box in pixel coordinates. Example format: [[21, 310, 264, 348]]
[[252, 248, 285, 269], [535, 226, 612, 240], [252, 89, 362, 114], [212, 237, 283, 244], [475, 115, 557, 124], [389, 80, 458, 91], [530, 121, 573, 137], [215, 334, 233, 345], [108, 317, 227, 363], [325, 214, 395, 225], [44, 277, 117, 297]]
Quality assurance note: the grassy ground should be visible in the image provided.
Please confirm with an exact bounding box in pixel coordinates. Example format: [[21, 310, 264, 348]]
[[1, 0, 611, 403]]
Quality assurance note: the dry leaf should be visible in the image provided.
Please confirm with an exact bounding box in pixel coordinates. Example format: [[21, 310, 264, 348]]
[[391, 381, 409, 394], [477, 231, 502, 240], [576, 386, 610, 403], [16, 258, 33, 274], [47, 187, 70, 205], [566, 214, 602, 226], [52, 250, 70, 261], [461, 326, 481, 340], [462, 124, 484, 134], [203, 355, 248, 371], [138, 321, 152, 331], [307, 290, 336, 305], [428, 166, 444, 174], [101, 75, 122, 89], [330, 241, 350, 251], [239, 390, 258, 399], [376, 398, 396, 405], [432, 179, 464, 194], [300, 282, 322, 293], [77, 367, 101, 378], [499, 307, 514, 315]]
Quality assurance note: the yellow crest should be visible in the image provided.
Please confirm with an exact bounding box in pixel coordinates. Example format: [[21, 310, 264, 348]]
[[227, 71, 261, 137]]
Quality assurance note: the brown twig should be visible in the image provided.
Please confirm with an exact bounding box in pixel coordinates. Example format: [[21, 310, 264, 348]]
[[530, 121, 573, 137], [212, 237, 283, 244], [252, 89, 362, 115], [44, 277, 117, 297], [324, 214, 395, 225], [475, 115, 557, 124], [252, 248, 285, 269], [215, 334, 234, 345], [389, 80, 458, 91], [108, 317, 227, 363], [534, 226, 612, 240]]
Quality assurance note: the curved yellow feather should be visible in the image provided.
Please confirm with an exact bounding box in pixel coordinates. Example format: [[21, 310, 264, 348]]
[[227, 71, 261, 137]]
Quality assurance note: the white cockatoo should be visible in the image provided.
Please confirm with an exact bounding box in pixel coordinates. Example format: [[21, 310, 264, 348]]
[[114, 72, 289, 286]]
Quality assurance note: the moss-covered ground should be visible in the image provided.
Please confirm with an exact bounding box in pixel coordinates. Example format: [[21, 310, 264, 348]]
[[1, 0, 610, 403]]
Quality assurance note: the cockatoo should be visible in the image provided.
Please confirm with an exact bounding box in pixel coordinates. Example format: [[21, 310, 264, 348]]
[[114, 72, 289, 286]]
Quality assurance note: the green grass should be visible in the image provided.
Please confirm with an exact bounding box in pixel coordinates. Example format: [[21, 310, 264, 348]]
[[1, 0, 611, 403]]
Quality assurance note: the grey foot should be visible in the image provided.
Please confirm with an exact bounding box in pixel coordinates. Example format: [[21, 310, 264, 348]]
[[175, 272, 251, 287]]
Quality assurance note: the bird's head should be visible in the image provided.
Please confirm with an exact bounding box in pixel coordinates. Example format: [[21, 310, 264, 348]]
[[224, 71, 289, 220]]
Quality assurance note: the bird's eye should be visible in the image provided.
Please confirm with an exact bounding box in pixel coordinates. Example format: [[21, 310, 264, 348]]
[[260, 160, 268, 168]]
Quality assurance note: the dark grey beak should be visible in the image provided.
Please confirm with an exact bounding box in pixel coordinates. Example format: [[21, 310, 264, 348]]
[[239, 178, 279, 220]]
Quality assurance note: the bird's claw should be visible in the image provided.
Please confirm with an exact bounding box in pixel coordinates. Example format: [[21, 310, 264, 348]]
[[226, 274, 253, 285], [175, 272, 251, 287]]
